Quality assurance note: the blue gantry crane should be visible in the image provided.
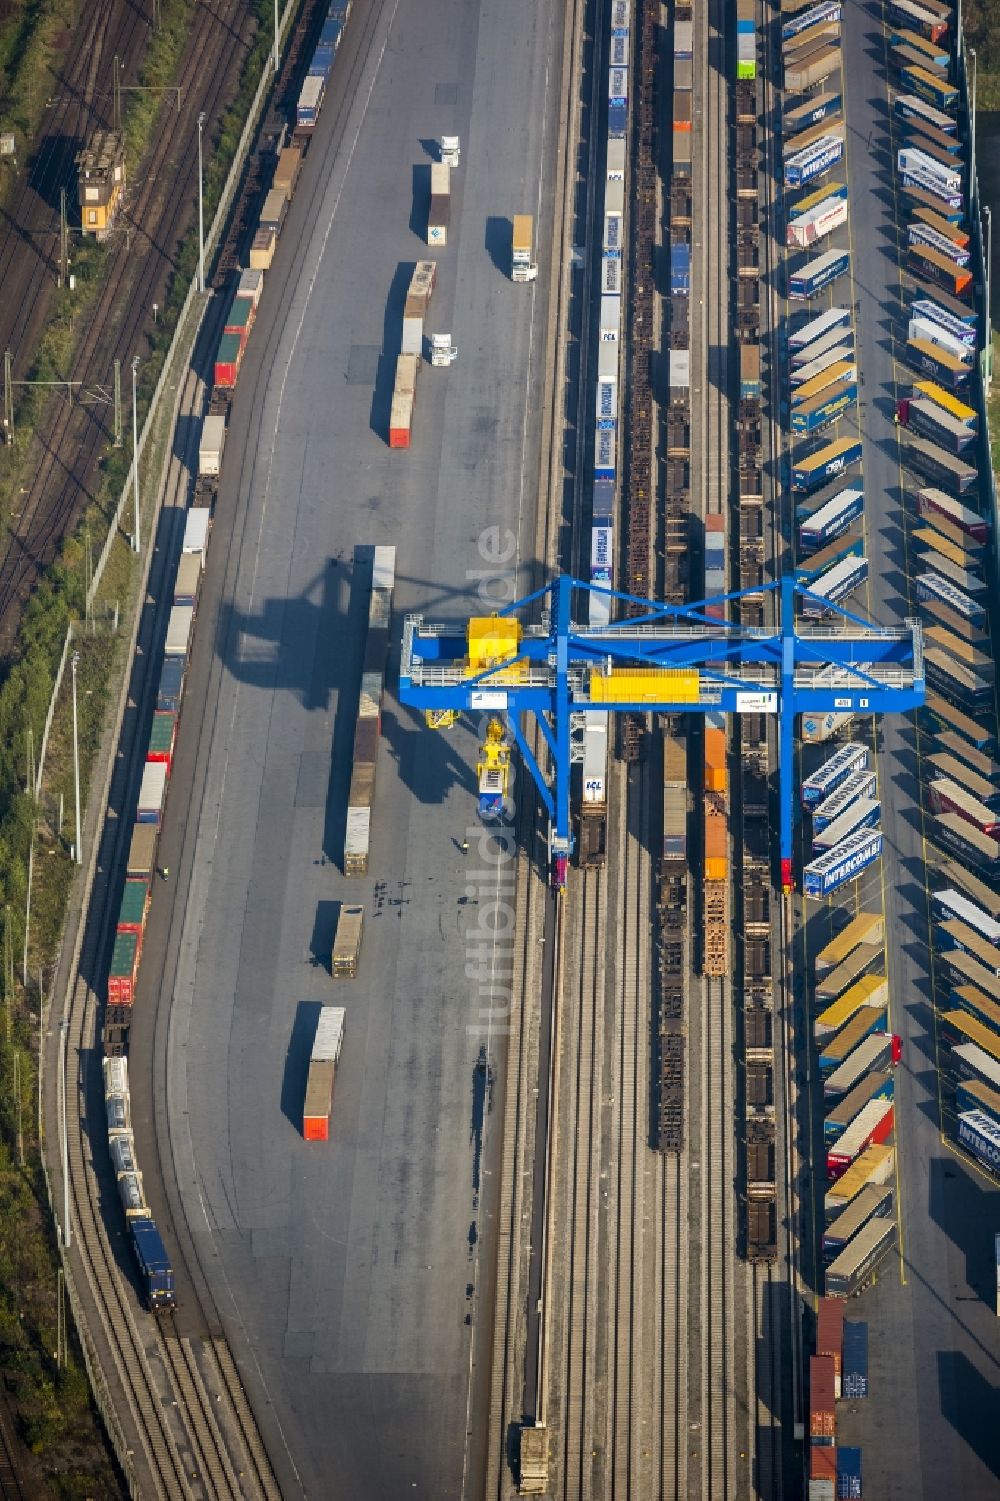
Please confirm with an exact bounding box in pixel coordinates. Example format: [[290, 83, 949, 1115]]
[[398, 574, 925, 889]]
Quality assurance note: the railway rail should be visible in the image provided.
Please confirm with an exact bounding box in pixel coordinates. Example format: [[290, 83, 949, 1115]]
[[57, 358, 282, 1501], [0, 0, 257, 653], [0, 0, 149, 377]]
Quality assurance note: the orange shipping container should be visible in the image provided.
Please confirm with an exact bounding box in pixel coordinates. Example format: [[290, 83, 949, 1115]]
[[705, 727, 727, 792], [704, 809, 728, 881]]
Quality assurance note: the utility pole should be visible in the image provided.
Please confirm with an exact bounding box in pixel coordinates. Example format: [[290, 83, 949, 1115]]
[[274, 0, 280, 74], [969, 48, 978, 196], [197, 112, 206, 294], [71, 650, 81, 865], [58, 188, 69, 288], [113, 358, 122, 446], [131, 357, 140, 552], [60, 1020, 70, 1248], [2, 349, 12, 444]]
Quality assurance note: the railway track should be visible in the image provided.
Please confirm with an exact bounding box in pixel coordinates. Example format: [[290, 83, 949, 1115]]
[[0, 0, 149, 375], [54, 356, 282, 1501], [0, 0, 256, 653]]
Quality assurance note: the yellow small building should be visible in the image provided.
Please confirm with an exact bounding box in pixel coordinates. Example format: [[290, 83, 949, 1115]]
[[76, 130, 126, 237]]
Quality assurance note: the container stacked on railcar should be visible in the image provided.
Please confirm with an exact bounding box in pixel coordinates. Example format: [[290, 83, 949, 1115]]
[[344, 547, 395, 876], [730, 0, 777, 1259], [652, 0, 692, 1151]]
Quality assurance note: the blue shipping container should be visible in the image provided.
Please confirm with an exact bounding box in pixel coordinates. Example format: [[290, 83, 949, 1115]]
[[593, 478, 615, 522], [157, 656, 185, 714], [319, 18, 342, 47], [837, 1447, 862, 1500], [842, 1321, 869, 1397], [130, 1216, 176, 1309], [309, 44, 335, 77], [671, 243, 691, 294], [609, 104, 628, 137]]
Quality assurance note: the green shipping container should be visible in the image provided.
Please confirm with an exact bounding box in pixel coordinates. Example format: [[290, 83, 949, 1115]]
[[108, 931, 140, 1004], [737, 60, 756, 79], [147, 711, 177, 763], [117, 879, 150, 934], [225, 295, 254, 341]]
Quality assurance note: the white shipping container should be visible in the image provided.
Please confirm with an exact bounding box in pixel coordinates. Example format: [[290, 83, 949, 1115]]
[[165, 604, 194, 658], [591, 525, 613, 575], [600, 294, 621, 339], [311, 1006, 346, 1062], [606, 137, 626, 179], [605, 174, 625, 216], [430, 161, 450, 196], [198, 414, 226, 477], [138, 760, 168, 815], [344, 807, 371, 872], [669, 349, 691, 388], [596, 375, 617, 422], [599, 339, 619, 380], [602, 253, 621, 295], [103, 1056, 129, 1098], [372, 546, 396, 591], [182, 507, 211, 559], [401, 316, 422, 356], [237, 267, 264, 306]]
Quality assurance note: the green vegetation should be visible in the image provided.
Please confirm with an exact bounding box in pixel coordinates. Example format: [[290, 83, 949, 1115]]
[[0, 0, 82, 212]]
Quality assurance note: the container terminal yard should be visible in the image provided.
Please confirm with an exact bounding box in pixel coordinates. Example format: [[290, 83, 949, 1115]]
[[22, 0, 1000, 1498]]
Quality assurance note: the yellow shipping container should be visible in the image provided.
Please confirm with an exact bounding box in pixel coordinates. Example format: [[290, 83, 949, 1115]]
[[590, 667, 700, 703]]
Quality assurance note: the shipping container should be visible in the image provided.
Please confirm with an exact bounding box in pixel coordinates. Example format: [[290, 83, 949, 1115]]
[[165, 603, 194, 661], [224, 294, 256, 348], [249, 226, 276, 271], [108, 930, 141, 1005], [841, 1321, 869, 1397], [802, 711, 855, 743], [137, 762, 167, 826], [173, 552, 202, 609], [809, 1354, 836, 1439], [837, 1446, 863, 1497], [273, 144, 303, 200], [302, 1006, 346, 1140], [117, 879, 150, 935], [146, 711, 177, 769], [182, 507, 210, 559], [332, 904, 364, 977], [214, 330, 243, 389], [127, 823, 157, 880], [296, 73, 325, 130], [198, 414, 226, 477]]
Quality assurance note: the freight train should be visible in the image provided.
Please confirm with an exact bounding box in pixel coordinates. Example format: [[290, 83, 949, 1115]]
[[99, 0, 359, 1310]]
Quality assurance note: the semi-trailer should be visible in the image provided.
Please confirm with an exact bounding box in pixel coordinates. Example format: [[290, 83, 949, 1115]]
[[812, 797, 880, 851], [332, 905, 364, 978], [906, 336, 972, 387], [909, 313, 974, 360], [302, 1007, 346, 1140], [795, 529, 864, 585], [824, 1142, 895, 1216], [798, 486, 863, 550], [908, 221, 972, 267], [792, 436, 862, 491], [911, 292, 977, 331], [956, 1109, 1000, 1177], [815, 943, 884, 1005], [825, 1215, 896, 1296], [788, 248, 851, 299], [824, 1070, 895, 1142], [816, 1038, 894, 1098], [792, 359, 858, 403], [801, 742, 869, 807], [822, 1182, 894, 1260], [800, 554, 868, 615], [899, 396, 976, 452], [784, 134, 844, 187], [815, 910, 884, 970], [790, 382, 857, 435], [783, 90, 842, 133], [428, 161, 450, 245], [904, 435, 977, 495], [786, 193, 848, 248], [791, 342, 854, 387], [512, 215, 538, 282], [815, 974, 888, 1040], [826, 1097, 894, 1177], [803, 828, 883, 898], [784, 42, 840, 91], [789, 305, 852, 350], [801, 711, 855, 743]]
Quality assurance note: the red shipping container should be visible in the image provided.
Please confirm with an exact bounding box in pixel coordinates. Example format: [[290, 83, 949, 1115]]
[[214, 331, 243, 390], [809, 1355, 836, 1441], [388, 426, 411, 449], [816, 1297, 844, 1377], [107, 930, 142, 1006], [809, 1445, 837, 1480], [303, 1115, 329, 1142]]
